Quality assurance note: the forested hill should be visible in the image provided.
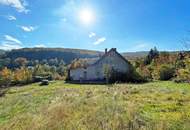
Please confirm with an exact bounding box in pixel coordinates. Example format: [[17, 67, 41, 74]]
[[122, 51, 148, 60], [3, 48, 103, 64], [0, 49, 5, 55], [1, 48, 149, 65]]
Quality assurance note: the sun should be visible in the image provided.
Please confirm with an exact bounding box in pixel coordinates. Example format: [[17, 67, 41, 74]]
[[79, 9, 94, 25]]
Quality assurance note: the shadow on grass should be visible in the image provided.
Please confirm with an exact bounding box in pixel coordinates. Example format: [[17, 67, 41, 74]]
[[0, 88, 9, 97]]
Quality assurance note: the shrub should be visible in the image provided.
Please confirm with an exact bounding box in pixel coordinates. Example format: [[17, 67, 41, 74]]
[[136, 65, 152, 81], [108, 66, 146, 83], [158, 65, 175, 80], [175, 69, 190, 83]]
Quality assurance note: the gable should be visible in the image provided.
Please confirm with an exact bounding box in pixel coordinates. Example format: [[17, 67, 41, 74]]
[[93, 48, 130, 66]]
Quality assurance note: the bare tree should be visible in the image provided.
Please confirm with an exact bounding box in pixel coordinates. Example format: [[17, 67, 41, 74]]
[[181, 37, 190, 51], [181, 31, 190, 51]]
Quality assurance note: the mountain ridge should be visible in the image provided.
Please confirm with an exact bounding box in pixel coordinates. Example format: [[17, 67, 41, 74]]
[[1, 48, 150, 64]]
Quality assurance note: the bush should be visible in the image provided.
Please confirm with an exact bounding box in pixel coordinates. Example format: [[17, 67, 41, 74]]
[[175, 57, 190, 83], [130, 70, 147, 83], [175, 69, 190, 83], [136, 66, 152, 81], [159, 65, 175, 80], [108, 66, 146, 83]]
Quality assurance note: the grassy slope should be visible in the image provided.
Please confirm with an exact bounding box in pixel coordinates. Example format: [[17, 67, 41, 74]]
[[0, 81, 190, 130]]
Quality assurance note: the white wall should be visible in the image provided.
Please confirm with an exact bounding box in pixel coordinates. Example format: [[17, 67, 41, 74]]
[[70, 50, 130, 81]]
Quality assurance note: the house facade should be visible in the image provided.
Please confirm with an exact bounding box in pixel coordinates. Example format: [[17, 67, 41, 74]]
[[69, 48, 132, 82]]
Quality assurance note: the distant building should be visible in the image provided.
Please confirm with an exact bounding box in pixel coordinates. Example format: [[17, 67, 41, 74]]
[[69, 48, 132, 82]]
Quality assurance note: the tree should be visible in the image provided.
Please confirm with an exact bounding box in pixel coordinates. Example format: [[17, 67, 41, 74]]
[[14, 57, 28, 67], [14, 67, 33, 84], [181, 36, 190, 50], [137, 65, 152, 80], [144, 47, 159, 65], [57, 65, 66, 76], [159, 65, 175, 80], [0, 67, 12, 86], [176, 57, 190, 82], [0, 58, 11, 69], [152, 64, 175, 80]]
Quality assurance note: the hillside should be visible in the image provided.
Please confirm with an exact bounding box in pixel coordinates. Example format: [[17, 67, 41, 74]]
[[122, 51, 148, 60], [2, 48, 148, 64], [0, 50, 5, 55], [3, 48, 103, 64], [0, 81, 190, 129]]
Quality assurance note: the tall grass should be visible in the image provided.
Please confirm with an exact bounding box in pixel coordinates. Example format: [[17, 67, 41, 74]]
[[0, 81, 190, 130]]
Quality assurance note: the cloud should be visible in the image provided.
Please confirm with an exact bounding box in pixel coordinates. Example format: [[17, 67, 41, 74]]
[[93, 37, 106, 45], [129, 41, 153, 51], [34, 44, 46, 48], [89, 32, 96, 38], [7, 15, 16, 20], [0, 42, 22, 50], [134, 43, 149, 49], [4, 35, 22, 44], [0, 0, 29, 13], [0, 35, 22, 50], [20, 26, 36, 32]]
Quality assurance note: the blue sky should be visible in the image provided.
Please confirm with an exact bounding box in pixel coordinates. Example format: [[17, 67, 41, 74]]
[[0, 0, 190, 52]]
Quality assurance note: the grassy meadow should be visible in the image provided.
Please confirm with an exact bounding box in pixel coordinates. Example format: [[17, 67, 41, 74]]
[[0, 81, 190, 130]]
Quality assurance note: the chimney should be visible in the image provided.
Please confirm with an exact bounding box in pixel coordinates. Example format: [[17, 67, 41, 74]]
[[105, 48, 108, 54]]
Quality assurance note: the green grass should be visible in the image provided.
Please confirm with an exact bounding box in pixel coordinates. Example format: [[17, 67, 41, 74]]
[[0, 81, 190, 130]]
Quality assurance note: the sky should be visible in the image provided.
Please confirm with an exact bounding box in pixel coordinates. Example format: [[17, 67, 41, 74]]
[[0, 0, 190, 52]]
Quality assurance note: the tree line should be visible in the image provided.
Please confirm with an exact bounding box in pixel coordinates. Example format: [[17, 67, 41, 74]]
[[0, 47, 190, 87], [134, 47, 190, 83], [0, 59, 68, 87]]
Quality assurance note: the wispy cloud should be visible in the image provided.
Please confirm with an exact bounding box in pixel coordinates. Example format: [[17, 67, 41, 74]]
[[0, 35, 22, 50], [4, 35, 22, 44], [19, 26, 37, 32], [134, 43, 149, 49], [129, 41, 153, 51], [93, 37, 106, 45], [6, 15, 16, 20], [0, 0, 29, 13], [0, 42, 22, 50], [89, 32, 96, 38]]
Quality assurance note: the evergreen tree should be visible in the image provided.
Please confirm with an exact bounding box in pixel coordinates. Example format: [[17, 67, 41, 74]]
[[144, 47, 159, 65]]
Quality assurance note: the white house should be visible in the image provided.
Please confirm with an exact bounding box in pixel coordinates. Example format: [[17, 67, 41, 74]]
[[69, 48, 132, 82]]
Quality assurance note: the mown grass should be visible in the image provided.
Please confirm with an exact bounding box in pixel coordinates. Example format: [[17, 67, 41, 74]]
[[0, 81, 190, 130]]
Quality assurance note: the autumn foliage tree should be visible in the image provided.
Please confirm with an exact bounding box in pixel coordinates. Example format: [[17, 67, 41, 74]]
[[0, 67, 12, 86], [13, 67, 33, 84]]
